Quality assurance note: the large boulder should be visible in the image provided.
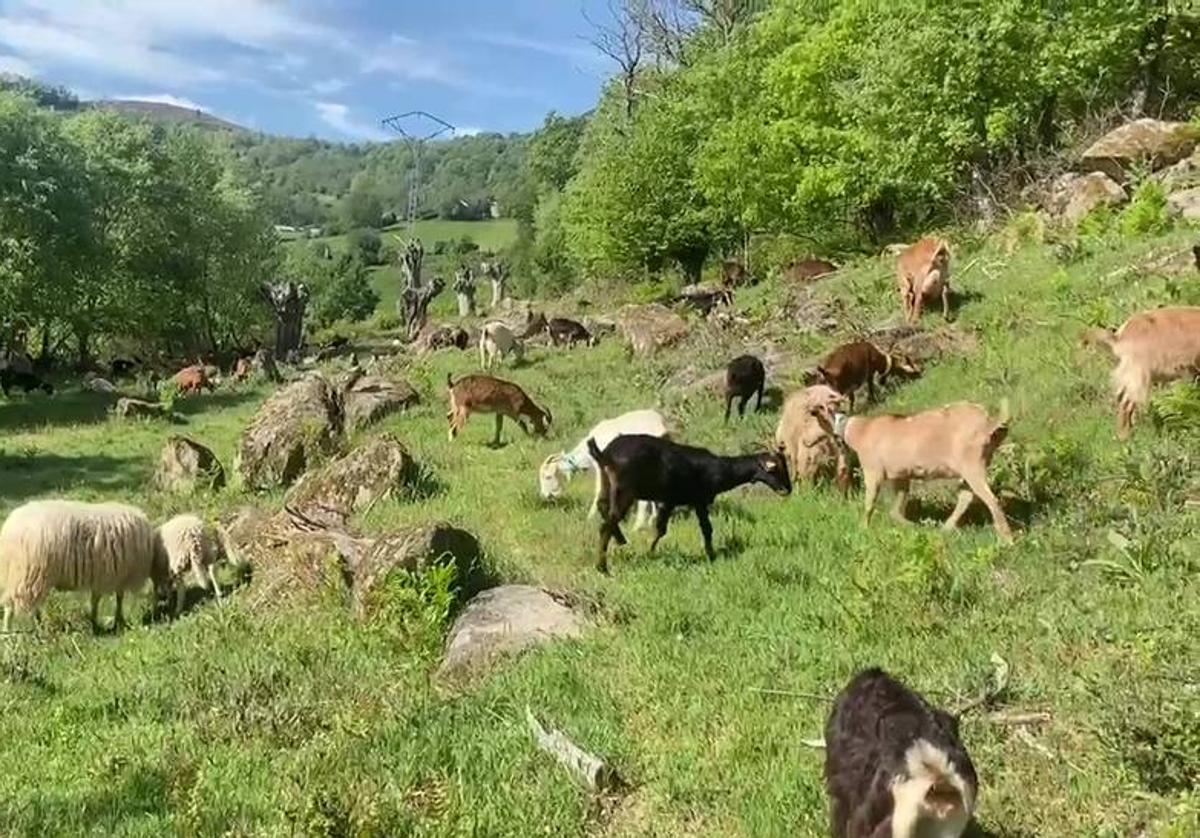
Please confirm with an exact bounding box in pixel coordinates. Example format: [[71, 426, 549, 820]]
[[1166, 186, 1200, 222], [1049, 172, 1128, 224], [342, 374, 419, 432], [616, 303, 689, 355], [438, 585, 589, 681], [1152, 149, 1200, 193], [235, 373, 342, 489], [223, 509, 482, 618], [114, 397, 173, 421], [284, 434, 415, 528], [155, 436, 225, 493], [1080, 119, 1200, 182]]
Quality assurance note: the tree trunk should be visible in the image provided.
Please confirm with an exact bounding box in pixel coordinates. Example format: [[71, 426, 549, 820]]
[[456, 293, 474, 317], [75, 325, 92, 371], [453, 267, 476, 316], [262, 281, 310, 360], [403, 277, 444, 340]]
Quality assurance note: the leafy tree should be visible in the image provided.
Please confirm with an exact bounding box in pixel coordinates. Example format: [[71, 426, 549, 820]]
[[341, 172, 383, 229], [285, 246, 379, 328]]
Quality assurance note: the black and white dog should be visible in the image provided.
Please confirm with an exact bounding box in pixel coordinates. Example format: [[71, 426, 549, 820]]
[[825, 668, 977, 838]]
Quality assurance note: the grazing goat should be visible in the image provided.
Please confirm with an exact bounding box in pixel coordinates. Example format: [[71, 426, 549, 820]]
[[896, 237, 952, 323], [479, 321, 524, 369], [0, 368, 53, 397], [812, 400, 1013, 543], [774, 385, 846, 483], [110, 357, 141, 379], [158, 514, 229, 616], [173, 364, 214, 395], [587, 435, 791, 572], [1083, 306, 1200, 438], [547, 317, 595, 347], [539, 408, 667, 528], [825, 668, 978, 838], [724, 354, 766, 423], [447, 373, 551, 445], [818, 341, 921, 410]]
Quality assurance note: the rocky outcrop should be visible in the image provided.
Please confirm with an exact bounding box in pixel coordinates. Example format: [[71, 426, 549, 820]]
[[1080, 119, 1200, 182], [155, 436, 225, 493], [438, 585, 589, 680], [1153, 149, 1200, 193], [284, 434, 415, 528], [616, 304, 689, 355], [495, 299, 546, 338], [223, 508, 483, 619], [234, 373, 342, 489], [1166, 186, 1200, 222], [342, 374, 419, 432], [1050, 172, 1128, 224]]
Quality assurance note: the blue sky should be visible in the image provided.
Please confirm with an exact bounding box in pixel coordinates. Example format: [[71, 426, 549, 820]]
[[0, 0, 616, 140]]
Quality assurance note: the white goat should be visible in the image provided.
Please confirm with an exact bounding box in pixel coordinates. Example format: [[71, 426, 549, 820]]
[[0, 500, 170, 631], [479, 321, 524, 369], [812, 400, 1013, 543], [1084, 306, 1200, 437], [539, 408, 668, 529], [157, 514, 228, 616]]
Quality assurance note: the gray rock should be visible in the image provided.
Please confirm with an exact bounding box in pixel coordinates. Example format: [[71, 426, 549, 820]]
[[155, 436, 225, 493], [234, 373, 342, 489], [342, 374, 419, 432], [616, 303, 689, 356], [439, 585, 589, 680], [1049, 172, 1128, 225], [284, 434, 414, 528], [1080, 118, 1200, 182], [1166, 186, 1200, 222]]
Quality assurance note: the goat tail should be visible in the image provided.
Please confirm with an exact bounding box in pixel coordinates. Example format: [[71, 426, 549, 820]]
[[586, 437, 608, 467], [1082, 326, 1117, 355]]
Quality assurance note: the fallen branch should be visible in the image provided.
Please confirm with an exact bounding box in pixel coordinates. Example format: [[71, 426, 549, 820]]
[[748, 687, 833, 703], [526, 706, 619, 793], [984, 710, 1051, 726]]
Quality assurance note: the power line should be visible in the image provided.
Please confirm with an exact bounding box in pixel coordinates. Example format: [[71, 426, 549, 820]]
[[381, 110, 456, 237]]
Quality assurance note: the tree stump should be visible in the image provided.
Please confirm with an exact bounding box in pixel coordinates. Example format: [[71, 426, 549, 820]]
[[453, 267, 476, 317], [263, 280, 309, 360]]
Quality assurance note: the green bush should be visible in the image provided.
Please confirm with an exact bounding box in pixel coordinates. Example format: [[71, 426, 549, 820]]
[[311, 255, 380, 328], [1118, 180, 1172, 237]]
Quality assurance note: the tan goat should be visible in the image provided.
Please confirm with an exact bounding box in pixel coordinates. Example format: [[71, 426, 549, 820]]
[[1083, 306, 1200, 438], [479, 321, 523, 369], [812, 400, 1013, 543], [775, 385, 846, 483], [446, 373, 551, 445], [896, 237, 951, 323]]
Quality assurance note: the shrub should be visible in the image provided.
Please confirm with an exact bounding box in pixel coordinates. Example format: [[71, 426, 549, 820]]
[[1119, 181, 1171, 237], [346, 228, 383, 266], [311, 255, 381, 328]]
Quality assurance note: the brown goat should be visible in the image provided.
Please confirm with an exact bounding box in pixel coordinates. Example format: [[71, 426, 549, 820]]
[[1084, 306, 1200, 437], [446, 373, 552, 445], [812, 400, 1013, 543], [173, 364, 214, 395], [896, 237, 951, 323], [782, 258, 838, 283], [818, 341, 921, 410]]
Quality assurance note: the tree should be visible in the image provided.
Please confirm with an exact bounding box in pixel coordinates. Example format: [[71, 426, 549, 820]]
[[341, 172, 383, 229]]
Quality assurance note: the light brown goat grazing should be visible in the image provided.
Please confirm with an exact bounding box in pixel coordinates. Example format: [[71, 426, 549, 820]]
[[818, 341, 921, 410], [446, 373, 551, 445], [1084, 306, 1200, 438], [173, 364, 214, 395], [775, 385, 846, 482], [896, 237, 951, 323], [813, 400, 1013, 543]]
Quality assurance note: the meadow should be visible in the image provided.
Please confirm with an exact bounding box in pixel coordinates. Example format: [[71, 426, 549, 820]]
[[0, 225, 1197, 836]]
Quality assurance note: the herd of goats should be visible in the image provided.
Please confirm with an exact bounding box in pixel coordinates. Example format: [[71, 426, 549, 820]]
[[1, 234, 1198, 837]]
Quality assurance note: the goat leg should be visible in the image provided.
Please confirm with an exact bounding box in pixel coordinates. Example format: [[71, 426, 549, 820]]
[[493, 415, 504, 446], [755, 386, 764, 413], [862, 470, 882, 525], [649, 504, 674, 552], [942, 284, 951, 320], [944, 487, 975, 531], [723, 394, 733, 424], [90, 592, 102, 633], [694, 504, 716, 560], [961, 469, 1013, 544], [889, 479, 911, 523]]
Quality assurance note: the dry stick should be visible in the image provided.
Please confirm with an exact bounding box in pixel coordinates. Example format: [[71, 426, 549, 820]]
[[748, 687, 833, 703], [526, 706, 619, 793]]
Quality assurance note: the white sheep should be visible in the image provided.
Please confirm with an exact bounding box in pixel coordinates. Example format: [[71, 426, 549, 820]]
[[0, 499, 170, 632], [157, 513, 229, 616], [479, 321, 524, 369], [539, 408, 668, 529]]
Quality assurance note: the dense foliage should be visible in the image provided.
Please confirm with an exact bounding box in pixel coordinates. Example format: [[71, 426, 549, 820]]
[[547, 0, 1200, 281], [0, 92, 278, 364]]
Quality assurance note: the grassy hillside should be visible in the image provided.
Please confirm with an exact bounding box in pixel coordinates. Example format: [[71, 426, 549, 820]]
[[0, 227, 1198, 835]]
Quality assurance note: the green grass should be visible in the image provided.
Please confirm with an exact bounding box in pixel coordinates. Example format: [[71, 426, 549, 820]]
[[1, 227, 1199, 836]]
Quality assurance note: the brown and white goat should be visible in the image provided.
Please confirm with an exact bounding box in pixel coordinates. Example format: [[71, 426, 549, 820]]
[[173, 364, 215, 395], [896, 237, 951, 323], [446, 373, 551, 445], [813, 400, 1013, 543], [774, 385, 845, 483], [818, 341, 921, 410], [479, 321, 524, 369], [1083, 306, 1200, 438]]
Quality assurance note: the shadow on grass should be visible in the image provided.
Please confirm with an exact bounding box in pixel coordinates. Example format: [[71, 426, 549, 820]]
[[3, 764, 171, 835], [172, 389, 259, 418], [0, 451, 146, 503], [0, 392, 114, 431]]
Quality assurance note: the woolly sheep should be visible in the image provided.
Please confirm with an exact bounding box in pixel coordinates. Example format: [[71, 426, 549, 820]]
[[157, 513, 229, 616], [0, 499, 170, 632]]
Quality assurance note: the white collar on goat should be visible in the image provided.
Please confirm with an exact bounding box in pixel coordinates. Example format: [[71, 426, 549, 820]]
[[832, 412, 850, 440], [560, 449, 592, 472]]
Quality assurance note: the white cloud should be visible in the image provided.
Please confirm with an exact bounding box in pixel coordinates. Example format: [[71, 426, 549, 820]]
[[0, 52, 34, 76], [469, 32, 600, 65], [115, 93, 210, 111], [310, 78, 347, 96], [315, 101, 389, 142], [362, 33, 453, 83]]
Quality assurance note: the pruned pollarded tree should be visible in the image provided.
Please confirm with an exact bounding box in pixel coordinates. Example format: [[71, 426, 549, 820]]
[[262, 280, 309, 360], [453, 266, 476, 317], [395, 238, 443, 339], [480, 258, 508, 309]]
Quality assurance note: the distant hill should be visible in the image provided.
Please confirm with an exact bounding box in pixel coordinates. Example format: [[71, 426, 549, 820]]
[[87, 99, 245, 132]]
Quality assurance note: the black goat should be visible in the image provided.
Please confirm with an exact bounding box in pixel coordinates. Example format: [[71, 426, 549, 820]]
[[547, 317, 594, 347], [724, 354, 765, 422], [587, 434, 791, 572], [110, 357, 142, 379], [825, 668, 978, 838], [0, 368, 53, 397]]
